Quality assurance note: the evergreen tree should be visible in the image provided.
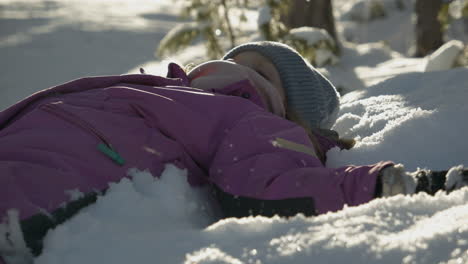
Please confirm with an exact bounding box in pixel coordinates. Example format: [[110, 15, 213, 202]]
[[157, 0, 338, 66], [156, 0, 248, 59], [258, 0, 338, 67], [257, 0, 289, 41], [280, 0, 339, 50]]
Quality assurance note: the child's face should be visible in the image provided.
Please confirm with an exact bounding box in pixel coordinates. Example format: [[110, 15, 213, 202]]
[[187, 51, 286, 117], [229, 51, 285, 103]]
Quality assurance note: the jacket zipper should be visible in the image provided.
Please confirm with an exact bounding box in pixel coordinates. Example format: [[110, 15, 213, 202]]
[[40, 103, 125, 166]]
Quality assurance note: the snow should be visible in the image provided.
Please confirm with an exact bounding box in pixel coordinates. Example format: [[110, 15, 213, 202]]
[[445, 165, 467, 191], [0, 211, 33, 264], [64, 189, 85, 202], [0, 0, 182, 111], [289, 27, 332, 46], [34, 166, 468, 264], [327, 67, 468, 171], [288, 27, 339, 66], [335, 0, 415, 55], [425, 40, 464, 72], [257, 5, 271, 26], [1, 0, 468, 263]]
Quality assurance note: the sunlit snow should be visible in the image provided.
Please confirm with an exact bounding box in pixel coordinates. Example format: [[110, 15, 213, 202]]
[[35, 166, 468, 264]]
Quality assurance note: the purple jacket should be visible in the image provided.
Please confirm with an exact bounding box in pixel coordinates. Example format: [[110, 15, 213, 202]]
[[0, 63, 392, 223]]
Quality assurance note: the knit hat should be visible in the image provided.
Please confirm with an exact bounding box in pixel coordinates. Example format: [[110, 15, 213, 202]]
[[222, 41, 340, 129]]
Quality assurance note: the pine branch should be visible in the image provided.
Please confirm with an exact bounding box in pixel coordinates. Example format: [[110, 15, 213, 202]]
[[220, 0, 236, 48], [156, 23, 203, 57]]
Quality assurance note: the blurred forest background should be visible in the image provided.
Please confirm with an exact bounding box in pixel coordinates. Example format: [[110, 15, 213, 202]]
[[1, 0, 467, 109], [158, 0, 468, 67]]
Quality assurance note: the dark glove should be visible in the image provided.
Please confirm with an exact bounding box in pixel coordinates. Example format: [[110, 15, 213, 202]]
[[415, 165, 468, 194], [377, 164, 468, 197]]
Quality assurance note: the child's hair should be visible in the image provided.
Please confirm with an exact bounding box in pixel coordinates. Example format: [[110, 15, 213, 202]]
[[285, 106, 355, 164], [285, 107, 326, 163]]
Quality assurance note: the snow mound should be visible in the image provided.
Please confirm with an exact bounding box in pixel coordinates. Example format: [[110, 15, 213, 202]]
[[35, 164, 220, 264], [36, 165, 468, 264], [328, 67, 468, 171], [445, 165, 468, 191], [289, 27, 333, 46], [341, 0, 406, 23], [335, 0, 414, 55], [288, 27, 338, 67], [425, 40, 464, 72]]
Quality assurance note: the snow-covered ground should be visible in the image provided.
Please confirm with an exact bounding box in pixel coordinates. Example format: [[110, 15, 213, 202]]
[[1, 0, 468, 263], [0, 0, 181, 111], [35, 165, 468, 264]]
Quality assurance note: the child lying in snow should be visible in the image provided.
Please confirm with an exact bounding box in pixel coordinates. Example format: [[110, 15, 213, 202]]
[[0, 41, 467, 263]]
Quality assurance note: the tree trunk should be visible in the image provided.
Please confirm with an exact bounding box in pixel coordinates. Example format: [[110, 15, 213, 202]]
[[221, 0, 236, 48], [415, 0, 444, 57], [281, 0, 338, 45]]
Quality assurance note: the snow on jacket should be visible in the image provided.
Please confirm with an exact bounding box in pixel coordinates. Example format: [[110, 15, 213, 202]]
[[0, 63, 392, 222]]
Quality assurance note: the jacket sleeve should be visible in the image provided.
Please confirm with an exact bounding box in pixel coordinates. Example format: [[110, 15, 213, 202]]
[[209, 110, 393, 214]]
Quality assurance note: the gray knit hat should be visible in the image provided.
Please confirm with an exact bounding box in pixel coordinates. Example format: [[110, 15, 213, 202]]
[[222, 41, 340, 129]]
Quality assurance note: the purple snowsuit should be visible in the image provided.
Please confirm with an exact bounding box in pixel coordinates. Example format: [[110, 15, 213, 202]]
[[0, 63, 391, 252]]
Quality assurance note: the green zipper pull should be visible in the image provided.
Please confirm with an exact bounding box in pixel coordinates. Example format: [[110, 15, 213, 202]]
[[97, 143, 125, 166]]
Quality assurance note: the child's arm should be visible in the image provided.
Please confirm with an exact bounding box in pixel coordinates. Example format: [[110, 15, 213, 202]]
[[209, 111, 393, 215]]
